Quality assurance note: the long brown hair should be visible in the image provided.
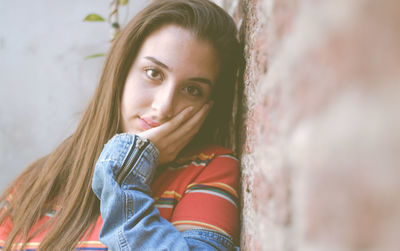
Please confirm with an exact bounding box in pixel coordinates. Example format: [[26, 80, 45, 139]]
[[0, 0, 241, 250]]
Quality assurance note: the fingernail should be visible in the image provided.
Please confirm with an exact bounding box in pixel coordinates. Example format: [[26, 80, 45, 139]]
[[187, 106, 194, 112]]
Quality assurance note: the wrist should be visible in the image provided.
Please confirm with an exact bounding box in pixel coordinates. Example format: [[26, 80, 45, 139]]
[[118, 134, 159, 186]]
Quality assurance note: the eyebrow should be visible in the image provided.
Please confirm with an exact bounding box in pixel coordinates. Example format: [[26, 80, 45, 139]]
[[188, 77, 213, 86], [144, 56, 213, 86], [144, 56, 170, 71]]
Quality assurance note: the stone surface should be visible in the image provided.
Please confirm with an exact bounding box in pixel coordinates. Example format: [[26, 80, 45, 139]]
[[235, 0, 400, 250]]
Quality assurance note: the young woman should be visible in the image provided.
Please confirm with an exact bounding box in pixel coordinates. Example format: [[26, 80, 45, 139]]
[[0, 0, 242, 250]]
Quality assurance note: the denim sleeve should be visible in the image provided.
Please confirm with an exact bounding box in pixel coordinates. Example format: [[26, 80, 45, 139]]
[[91, 133, 238, 251]]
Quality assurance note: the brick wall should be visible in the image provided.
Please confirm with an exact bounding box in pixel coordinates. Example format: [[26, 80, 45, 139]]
[[220, 0, 400, 250]]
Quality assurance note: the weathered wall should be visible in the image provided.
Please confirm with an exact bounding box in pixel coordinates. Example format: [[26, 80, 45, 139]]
[[235, 0, 400, 250]]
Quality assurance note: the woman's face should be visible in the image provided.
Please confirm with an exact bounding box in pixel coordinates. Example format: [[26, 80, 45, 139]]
[[121, 25, 220, 133]]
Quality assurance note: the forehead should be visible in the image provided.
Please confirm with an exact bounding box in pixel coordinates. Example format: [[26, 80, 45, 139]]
[[136, 25, 220, 82]]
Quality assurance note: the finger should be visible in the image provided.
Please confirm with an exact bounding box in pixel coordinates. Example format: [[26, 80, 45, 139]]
[[139, 106, 194, 139], [168, 102, 212, 143], [140, 102, 212, 164], [141, 102, 210, 148], [180, 102, 212, 135], [168, 107, 210, 152], [156, 105, 195, 133]]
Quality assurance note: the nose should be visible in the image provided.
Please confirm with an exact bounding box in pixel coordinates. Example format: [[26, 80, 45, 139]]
[[151, 81, 176, 121]]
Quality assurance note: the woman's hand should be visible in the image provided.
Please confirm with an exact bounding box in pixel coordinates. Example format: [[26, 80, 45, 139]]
[[136, 102, 213, 165]]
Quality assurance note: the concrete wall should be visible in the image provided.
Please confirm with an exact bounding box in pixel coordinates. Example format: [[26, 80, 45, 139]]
[[0, 0, 149, 192], [236, 0, 400, 250]]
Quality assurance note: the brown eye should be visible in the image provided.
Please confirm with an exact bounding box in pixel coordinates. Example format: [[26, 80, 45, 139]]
[[145, 68, 162, 80], [184, 85, 202, 97]]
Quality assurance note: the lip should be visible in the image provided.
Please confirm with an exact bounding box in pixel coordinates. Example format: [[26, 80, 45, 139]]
[[139, 117, 161, 130]]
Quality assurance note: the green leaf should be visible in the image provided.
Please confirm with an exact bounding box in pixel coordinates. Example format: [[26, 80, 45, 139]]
[[85, 53, 105, 59], [113, 31, 120, 39], [119, 0, 129, 5], [84, 14, 105, 22]]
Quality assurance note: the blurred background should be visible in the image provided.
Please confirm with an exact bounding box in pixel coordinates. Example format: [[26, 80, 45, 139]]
[[0, 0, 149, 192]]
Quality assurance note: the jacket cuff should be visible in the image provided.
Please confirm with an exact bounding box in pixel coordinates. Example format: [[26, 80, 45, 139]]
[[99, 133, 159, 187], [123, 134, 159, 186]]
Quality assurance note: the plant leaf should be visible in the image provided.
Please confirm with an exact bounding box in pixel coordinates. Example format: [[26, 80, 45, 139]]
[[85, 53, 106, 59], [119, 0, 129, 5], [84, 14, 105, 22], [112, 31, 120, 40]]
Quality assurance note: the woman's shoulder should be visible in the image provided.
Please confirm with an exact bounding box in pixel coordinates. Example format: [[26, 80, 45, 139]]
[[166, 145, 241, 240], [177, 144, 238, 165], [197, 144, 237, 157], [170, 144, 239, 182]]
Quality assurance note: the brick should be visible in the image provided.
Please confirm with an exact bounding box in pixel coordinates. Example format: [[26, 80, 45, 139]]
[[238, 0, 400, 250]]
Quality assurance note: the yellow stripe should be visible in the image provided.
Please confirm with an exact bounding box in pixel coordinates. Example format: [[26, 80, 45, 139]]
[[6, 242, 41, 248], [154, 191, 182, 202], [77, 240, 105, 245], [187, 182, 238, 198], [176, 152, 215, 164], [77, 240, 106, 248], [160, 191, 182, 199], [172, 220, 229, 236], [197, 153, 215, 160], [0, 240, 105, 248]]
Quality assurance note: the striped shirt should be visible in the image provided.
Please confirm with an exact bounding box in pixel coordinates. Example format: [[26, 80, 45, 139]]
[[0, 145, 239, 250]]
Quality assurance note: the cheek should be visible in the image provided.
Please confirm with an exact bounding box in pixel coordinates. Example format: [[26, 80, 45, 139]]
[[122, 91, 152, 115], [121, 80, 153, 116]]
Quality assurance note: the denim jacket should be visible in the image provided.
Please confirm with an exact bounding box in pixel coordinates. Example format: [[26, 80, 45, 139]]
[[91, 133, 238, 251]]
